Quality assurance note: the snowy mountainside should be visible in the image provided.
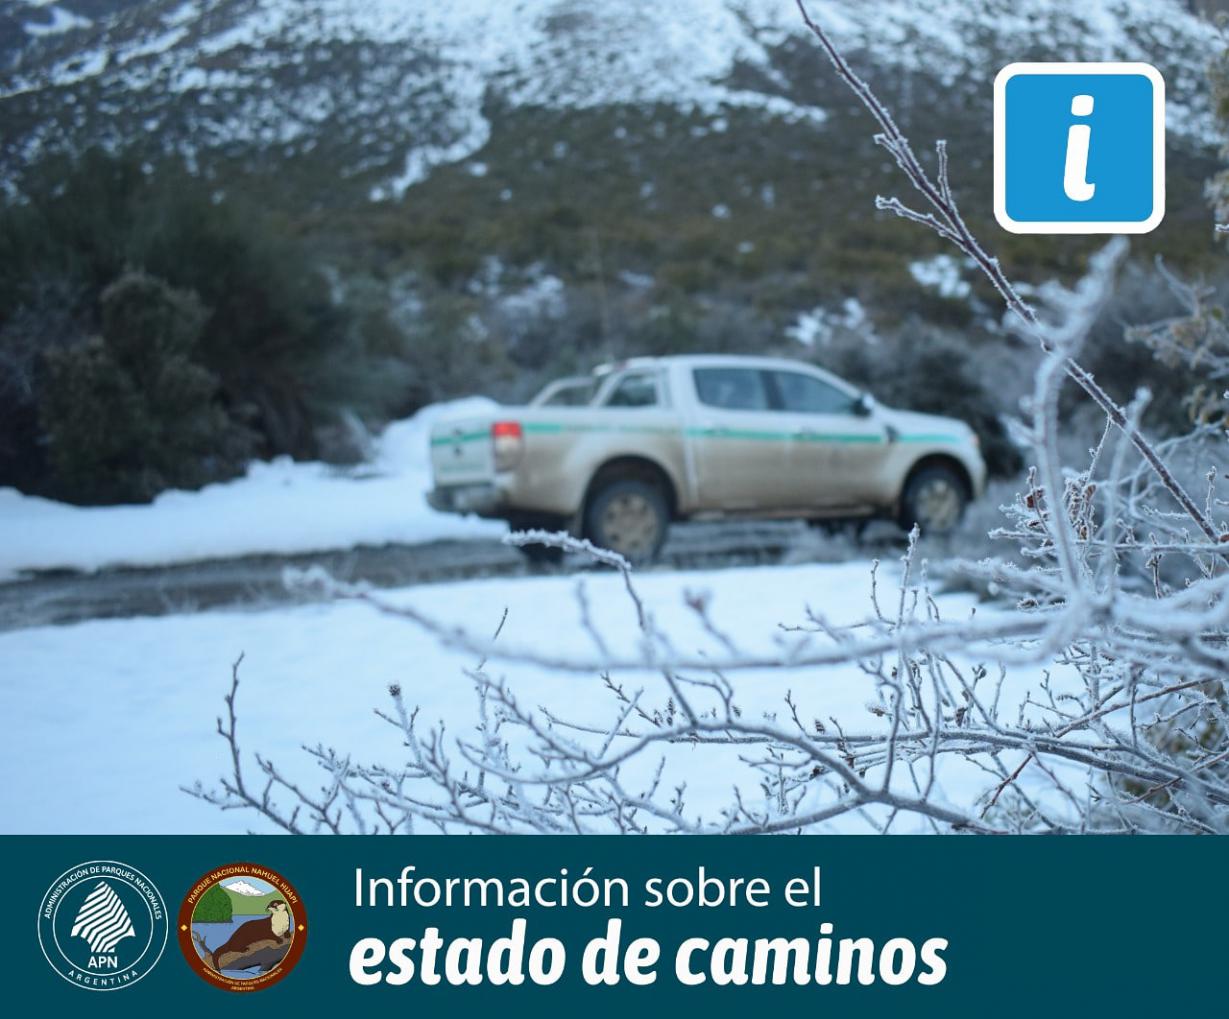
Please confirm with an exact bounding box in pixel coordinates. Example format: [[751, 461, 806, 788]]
[[0, 0, 1220, 199]]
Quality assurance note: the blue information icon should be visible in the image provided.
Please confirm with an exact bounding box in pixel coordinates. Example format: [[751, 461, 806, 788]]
[[994, 62, 1165, 234]]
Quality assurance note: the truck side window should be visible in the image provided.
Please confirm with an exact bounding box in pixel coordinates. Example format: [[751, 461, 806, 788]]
[[693, 368, 770, 411], [605, 372, 659, 407], [768, 370, 857, 415]]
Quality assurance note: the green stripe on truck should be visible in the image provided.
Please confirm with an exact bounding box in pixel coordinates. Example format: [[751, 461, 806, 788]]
[[685, 427, 882, 443], [897, 433, 961, 443], [429, 430, 489, 446], [432, 422, 963, 446]]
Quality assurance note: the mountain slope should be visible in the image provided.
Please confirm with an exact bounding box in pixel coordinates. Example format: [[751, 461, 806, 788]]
[[1, 0, 1220, 202]]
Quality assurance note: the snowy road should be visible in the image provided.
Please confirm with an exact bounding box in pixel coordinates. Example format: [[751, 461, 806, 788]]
[[0, 520, 910, 631], [0, 559, 1048, 835]]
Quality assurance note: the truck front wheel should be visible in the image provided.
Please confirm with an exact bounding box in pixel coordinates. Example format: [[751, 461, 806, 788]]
[[899, 464, 967, 536], [585, 478, 669, 564]]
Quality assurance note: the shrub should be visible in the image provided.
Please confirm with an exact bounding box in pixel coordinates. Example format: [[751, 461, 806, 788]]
[[39, 272, 254, 503], [0, 150, 346, 499]]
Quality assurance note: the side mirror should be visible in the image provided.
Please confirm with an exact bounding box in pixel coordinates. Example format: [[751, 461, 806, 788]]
[[853, 392, 875, 417]]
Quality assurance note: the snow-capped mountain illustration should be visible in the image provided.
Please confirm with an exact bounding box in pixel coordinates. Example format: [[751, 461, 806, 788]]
[[223, 880, 267, 896]]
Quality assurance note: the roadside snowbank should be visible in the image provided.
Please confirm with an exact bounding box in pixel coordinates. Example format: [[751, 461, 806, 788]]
[[0, 561, 1059, 834], [0, 399, 505, 580]]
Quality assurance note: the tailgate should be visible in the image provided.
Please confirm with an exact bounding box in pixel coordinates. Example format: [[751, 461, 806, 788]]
[[430, 418, 494, 485]]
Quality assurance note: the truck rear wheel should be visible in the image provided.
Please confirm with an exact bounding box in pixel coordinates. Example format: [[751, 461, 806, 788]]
[[899, 464, 967, 536], [585, 478, 669, 564]]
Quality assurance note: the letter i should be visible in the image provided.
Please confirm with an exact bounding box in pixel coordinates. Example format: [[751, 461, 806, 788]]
[[1064, 94, 1095, 202]]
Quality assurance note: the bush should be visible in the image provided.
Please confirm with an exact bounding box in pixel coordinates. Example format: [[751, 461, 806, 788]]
[[126, 169, 342, 461], [39, 272, 254, 503], [0, 150, 347, 500]]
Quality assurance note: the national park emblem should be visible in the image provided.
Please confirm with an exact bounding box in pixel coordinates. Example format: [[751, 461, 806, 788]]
[[178, 863, 307, 990], [37, 860, 170, 991]]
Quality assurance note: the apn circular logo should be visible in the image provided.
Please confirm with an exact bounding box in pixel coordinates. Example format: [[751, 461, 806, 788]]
[[37, 860, 169, 991], [178, 863, 307, 991]]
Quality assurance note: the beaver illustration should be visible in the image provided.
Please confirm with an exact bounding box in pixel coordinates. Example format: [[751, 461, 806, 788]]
[[193, 899, 292, 973]]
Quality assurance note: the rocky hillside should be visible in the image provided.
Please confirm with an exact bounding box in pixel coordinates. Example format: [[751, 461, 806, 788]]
[[2, 2, 1220, 197]]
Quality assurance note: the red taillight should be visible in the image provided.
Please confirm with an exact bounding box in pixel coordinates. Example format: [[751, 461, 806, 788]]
[[491, 420, 524, 471]]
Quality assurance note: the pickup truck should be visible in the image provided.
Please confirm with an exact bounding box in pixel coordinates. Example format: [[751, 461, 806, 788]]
[[428, 354, 986, 562]]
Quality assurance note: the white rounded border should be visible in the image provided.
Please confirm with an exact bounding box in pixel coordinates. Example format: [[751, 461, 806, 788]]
[[36, 860, 170, 993], [993, 61, 1166, 235]]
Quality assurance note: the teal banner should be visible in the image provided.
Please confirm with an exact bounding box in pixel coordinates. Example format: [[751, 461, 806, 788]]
[[9, 836, 1225, 1015]]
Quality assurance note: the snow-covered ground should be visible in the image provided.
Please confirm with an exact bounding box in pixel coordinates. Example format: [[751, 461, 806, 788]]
[[0, 560, 1053, 834], [0, 399, 505, 582]]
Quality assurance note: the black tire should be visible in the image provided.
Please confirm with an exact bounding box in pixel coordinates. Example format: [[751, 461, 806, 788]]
[[899, 464, 968, 536], [584, 478, 669, 563]]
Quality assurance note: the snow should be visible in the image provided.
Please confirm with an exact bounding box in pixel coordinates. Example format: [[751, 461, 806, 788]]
[[22, 5, 91, 37], [786, 298, 867, 347], [788, 310, 826, 348], [163, 3, 201, 29], [9, 1, 1210, 194], [224, 880, 266, 896], [0, 560, 1058, 834], [0, 399, 505, 581], [372, 108, 492, 201], [117, 28, 190, 65], [715, 89, 827, 126], [909, 254, 972, 300], [498, 274, 566, 318]]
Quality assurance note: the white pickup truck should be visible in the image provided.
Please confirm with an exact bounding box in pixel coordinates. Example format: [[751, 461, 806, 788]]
[[428, 354, 986, 561]]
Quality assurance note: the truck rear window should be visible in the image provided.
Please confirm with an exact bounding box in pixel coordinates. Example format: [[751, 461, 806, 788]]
[[538, 380, 597, 406], [605, 373, 659, 407]]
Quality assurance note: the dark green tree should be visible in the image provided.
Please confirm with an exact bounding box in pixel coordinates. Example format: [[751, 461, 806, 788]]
[[127, 173, 342, 459], [193, 884, 233, 924], [0, 150, 351, 499], [39, 272, 254, 503]]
